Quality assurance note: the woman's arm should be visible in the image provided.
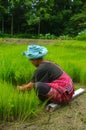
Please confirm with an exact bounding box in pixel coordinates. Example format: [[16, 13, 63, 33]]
[[17, 82, 35, 91]]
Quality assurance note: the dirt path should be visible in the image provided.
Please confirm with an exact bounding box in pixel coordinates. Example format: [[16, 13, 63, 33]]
[[0, 89, 86, 130], [2, 38, 57, 45]]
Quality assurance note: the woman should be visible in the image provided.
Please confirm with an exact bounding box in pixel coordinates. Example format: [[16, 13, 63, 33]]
[[17, 45, 74, 105]]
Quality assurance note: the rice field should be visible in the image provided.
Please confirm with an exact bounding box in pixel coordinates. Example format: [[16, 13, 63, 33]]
[[0, 40, 86, 121]]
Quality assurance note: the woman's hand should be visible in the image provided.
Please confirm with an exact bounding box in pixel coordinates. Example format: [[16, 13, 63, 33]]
[[17, 85, 24, 91], [17, 82, 35, 91]]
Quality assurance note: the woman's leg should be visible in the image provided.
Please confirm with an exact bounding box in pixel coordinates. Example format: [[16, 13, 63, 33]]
[[34, 82, 62, 104], [34, 82, 74, 104], [34, 82, 51, 102]]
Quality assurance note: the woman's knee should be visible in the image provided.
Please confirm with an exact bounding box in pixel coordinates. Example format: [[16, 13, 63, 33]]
[[34, 82, 51, 95]]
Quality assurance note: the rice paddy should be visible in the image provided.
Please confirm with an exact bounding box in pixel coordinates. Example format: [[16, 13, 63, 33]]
[[0, 39, 86, 121]]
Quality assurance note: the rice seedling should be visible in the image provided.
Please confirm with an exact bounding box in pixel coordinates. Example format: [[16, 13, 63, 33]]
[[0, 81, 40, 121], [0, 40, 86, 121]]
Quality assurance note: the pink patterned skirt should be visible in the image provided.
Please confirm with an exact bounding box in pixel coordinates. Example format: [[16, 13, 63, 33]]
[[46, 72, 74, 104]]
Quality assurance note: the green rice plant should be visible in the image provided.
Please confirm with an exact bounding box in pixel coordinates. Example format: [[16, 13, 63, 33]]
[[45, 41, 86, 85], [0, 40, 86, 121], [80, 67, 86, 85], [57, 62, 81, 83], [0, 81, 41, 121], [0, 38, 3, 43], [0, 40, 86, 85], [0, 44, 35, 85], [0, 57, 15, 83]]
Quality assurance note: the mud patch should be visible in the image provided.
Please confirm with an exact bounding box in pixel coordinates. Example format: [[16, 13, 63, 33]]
[[2, 38, 56, 45]]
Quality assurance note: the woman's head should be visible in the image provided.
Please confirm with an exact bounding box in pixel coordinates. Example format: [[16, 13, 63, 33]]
[[22, 44, 48, 60], [30, 57, 43, 67]]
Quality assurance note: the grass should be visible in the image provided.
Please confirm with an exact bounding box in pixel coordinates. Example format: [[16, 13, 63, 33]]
[[0, 39, 86, 121], [0, 81, 41, 121], [45, 40, 86, 84]]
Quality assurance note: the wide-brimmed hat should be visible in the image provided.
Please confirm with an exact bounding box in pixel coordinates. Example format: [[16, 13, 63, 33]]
[[22, 45, 48, 59]]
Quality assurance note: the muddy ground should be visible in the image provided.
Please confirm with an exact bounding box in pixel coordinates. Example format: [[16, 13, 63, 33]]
[[2, 38, 56, 45], [0, 87, 86, 130]]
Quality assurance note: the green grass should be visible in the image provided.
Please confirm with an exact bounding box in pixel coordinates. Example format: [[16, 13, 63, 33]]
[[0, 44, 35, 85], [0, 40, 86, 121], [45, 40, 86, 84], [0, 81, 40, 121]]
